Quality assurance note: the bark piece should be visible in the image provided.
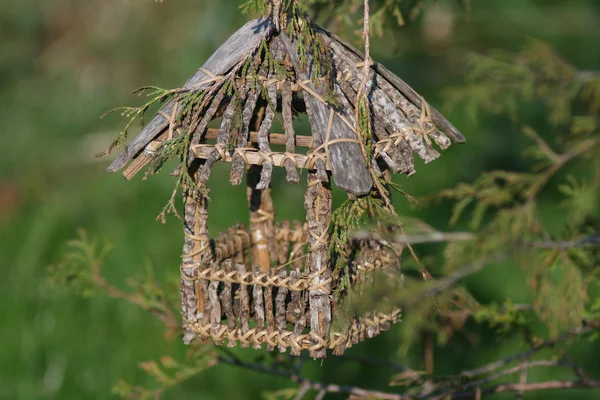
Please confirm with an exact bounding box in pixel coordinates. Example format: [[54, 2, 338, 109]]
[[300, 97, 328, 181], [264, 270, 276, 351], [315, 26, 465, 144], [269, 33, 301, 184], [304, 172, 333, 358], [236, 262, 251, 348], [186, 83, 228, 165], [180, 180, 213, 345], [247, 166, 277, 273], [231, 86, 261, 185], [326, 37, 428, 169], [219, 259, 237, 347], [281, 33, 373, 196], [275, 269, 290, 352], [337, 76, 408, 174], [209, 263, 222, 344], [429, 129, 452, 150], [252, 264, 265, 350], [198, 91, 242, 182], [180, 189, 200, 344], [256, 77, 277, 190], [281, 81, 300, 183]]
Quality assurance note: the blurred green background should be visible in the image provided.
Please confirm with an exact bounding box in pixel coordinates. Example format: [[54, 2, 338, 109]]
[[1, 0, 599, 399]]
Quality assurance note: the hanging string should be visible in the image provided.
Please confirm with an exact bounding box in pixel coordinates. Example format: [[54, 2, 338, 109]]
[[355, 0, 371, 105], [354, 0, 396, 211]]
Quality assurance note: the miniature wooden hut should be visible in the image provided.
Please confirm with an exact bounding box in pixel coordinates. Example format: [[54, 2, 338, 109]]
[[106, 5, 464, 358]]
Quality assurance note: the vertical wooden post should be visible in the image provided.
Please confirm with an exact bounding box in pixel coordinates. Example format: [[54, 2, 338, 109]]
[[180, 179, 212, 344], [305, 172, 333, 358], [247, 165, 276, 272]]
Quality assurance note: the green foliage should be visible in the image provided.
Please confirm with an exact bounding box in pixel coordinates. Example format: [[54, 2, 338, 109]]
[[283, 0, 338, 101], [112, 351, 217, 399], [49, 230, 181, 337], [48, 229, 114, 298], [258, 40, 293, 81], [444, 39, 592, 125], [99, 86, 178, 157], [328, 193, 387, 279], [298, 0, 470, 38], [357, 96, 374, 159], [559, 175, 598, 227], [240, 0, 267, 15], [441, 40, 600, 337], [262, 388, 301, 400], [473, 300, 528, 333]]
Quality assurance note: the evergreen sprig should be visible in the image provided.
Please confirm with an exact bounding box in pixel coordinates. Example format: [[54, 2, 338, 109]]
[[441, 40, 600, 336], [98, 86, 177, 158]]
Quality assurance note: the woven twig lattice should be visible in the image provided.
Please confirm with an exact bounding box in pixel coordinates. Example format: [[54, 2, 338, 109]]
[[186, 309, 402, 354], [180, 221, 403, 356]]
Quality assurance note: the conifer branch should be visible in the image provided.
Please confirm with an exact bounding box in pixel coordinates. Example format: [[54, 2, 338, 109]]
[[216, 323, 600, 400], [526, 137, 600, 202], [350, 230, 475, 244]]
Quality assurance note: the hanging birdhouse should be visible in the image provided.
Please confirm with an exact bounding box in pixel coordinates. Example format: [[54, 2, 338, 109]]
[[105, 4, 464, 358]]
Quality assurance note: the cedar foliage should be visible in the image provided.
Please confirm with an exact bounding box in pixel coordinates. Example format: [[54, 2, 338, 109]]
[[48, 1, 600, 399]]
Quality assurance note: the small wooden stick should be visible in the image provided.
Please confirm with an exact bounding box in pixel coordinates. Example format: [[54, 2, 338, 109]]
[[281, 81, 300, 183], [281, 33, 373, 195], [231, 84, 261, 185], [236, 262, 251, 348], [327, 36, 440, 163], [199, 89, 243, 182], [275, 269, 289, 353], [247, 166, 275, 273], [195, 146, 326, 171], [336, 71, 410, 174], [256, 73, 277, 190], [264, 269, 275, 351], [304, 172, 333, 358], [252, 264, 265, 349], [220, 259, 237, 346], [121, 129, 315, 181], [288, 269, 307, 356], [188, 84, 228, 164], [209, 262, 222, 344], [180, 186, 201, 344]]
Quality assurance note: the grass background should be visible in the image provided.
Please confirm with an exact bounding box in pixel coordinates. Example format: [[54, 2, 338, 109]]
[[1, 0, 599, 398]]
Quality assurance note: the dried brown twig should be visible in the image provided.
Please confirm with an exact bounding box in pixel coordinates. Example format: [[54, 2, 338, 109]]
[[526, 136, 600, 202], [91, 270, 181, 337], [515, 231, 600, 250], [349, 230, 475, 244]]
